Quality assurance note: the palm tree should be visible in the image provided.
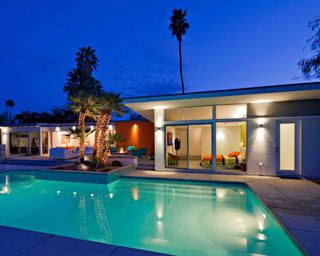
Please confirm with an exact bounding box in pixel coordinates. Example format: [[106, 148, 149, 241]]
[[64, 46, 101, 163], [94, 92, 127, 167], [69, 94, 98, 163], [169, 9, 190, 94], [6, 99, 15, 123], [64, 46, 100, 98]]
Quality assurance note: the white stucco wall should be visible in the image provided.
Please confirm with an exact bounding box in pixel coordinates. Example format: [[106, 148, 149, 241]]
[[247, 118, 277, 176]]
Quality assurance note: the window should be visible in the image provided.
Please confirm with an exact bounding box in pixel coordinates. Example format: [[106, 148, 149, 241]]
[[165, 106, 212, 121], [216, 122, 247, 171], [216, 104, 247, 119]]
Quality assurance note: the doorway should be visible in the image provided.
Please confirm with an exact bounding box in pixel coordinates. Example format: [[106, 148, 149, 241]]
[[165, 124, 212, 170], [276, 121, 300, 174]]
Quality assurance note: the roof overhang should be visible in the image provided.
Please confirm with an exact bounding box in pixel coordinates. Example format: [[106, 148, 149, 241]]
[[123, 82, 320, 121]]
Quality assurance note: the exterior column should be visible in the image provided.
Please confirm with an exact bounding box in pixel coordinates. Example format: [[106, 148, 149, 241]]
[[39, 129, 42, 155], [27, 132, 31, 155], [154, 108, 165, 170]]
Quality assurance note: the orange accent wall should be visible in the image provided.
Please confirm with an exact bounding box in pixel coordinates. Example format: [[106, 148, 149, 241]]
[[115, 120, 154, 156]]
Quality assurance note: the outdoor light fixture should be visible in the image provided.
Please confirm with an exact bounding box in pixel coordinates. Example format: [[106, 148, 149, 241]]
[[153, 106, 166, 110], [257, 118, 266, 127]]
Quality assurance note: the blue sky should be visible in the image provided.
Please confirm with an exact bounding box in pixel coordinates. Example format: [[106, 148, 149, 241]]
[[0, 0, 319, 113]]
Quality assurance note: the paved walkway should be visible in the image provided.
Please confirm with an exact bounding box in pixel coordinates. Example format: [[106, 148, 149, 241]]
[[123, 170, 320, 256], [0, 225, 166, 256]]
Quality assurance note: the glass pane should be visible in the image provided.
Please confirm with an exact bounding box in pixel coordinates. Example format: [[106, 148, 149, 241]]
[[216, 104, 247, 119], [188, 125, 212, 169], [30, 132, 40, 155], [216, 122, 247, 171], [165, 126, 187, 168], [165, 106, 212, 121], [10, 133, 19, 154], [19, 133, 28, 154], [280, 123, 295, 171], [42, 132, 49, 154]]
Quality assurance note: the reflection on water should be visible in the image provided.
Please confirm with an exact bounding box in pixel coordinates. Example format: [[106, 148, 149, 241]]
[[0, 174, 302, 256]]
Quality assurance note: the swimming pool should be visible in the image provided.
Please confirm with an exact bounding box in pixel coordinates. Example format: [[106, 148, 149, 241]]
[[0, 171, 302, 255]]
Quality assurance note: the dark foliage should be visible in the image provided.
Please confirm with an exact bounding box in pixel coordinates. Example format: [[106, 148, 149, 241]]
[[299, 17, 320, 79], [14, 106, 78, 123]]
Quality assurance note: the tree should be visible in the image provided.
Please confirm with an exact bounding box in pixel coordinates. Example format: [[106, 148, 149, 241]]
[[6, 99, 15, 123], [299, 17, 320, 78], [93, 92, 127, 167], [69, 94, 98, 162], [64, 46, 101, 164], [169, 9, 190, 94]]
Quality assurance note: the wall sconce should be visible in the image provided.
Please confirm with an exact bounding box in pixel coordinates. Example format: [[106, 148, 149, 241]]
[[257, 118, 266, 127]]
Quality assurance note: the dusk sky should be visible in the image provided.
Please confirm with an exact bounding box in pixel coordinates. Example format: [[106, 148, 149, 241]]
[[1, 0, 320, 113]]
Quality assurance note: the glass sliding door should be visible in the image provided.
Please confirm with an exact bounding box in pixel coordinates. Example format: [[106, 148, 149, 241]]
[[165, 124, 212, 170], [165, 126, 188, 168], [216, 122, 247, 171], [188, 124, 212, 169], [10, 132, 29, 154], [19, 133, 28, 154], [10, 133, 19, 154]]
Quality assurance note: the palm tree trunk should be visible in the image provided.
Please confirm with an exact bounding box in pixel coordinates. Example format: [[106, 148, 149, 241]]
[[97, 112, 111, 167], [101, 113, 112, 163], [78, 111, 86, 164], [93, 114, 103, 159], [179, 40, 185, 94]]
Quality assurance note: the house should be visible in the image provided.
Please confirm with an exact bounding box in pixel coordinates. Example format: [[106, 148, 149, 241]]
[[0, 120, 154, 158], [123, 81, 320, 178]]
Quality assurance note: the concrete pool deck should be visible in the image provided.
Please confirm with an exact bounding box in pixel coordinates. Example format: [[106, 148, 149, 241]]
[[123, 170, 320, 256]]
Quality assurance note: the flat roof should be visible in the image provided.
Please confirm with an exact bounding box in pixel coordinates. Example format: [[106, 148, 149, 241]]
[[123, 81, 320, 121]]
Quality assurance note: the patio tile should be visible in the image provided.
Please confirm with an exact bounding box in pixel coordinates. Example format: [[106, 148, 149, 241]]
[[0, 225, 24, 243], [289, 230, 320, 256], [246, 181, 283, 196], [0, 229, 51, 255], [22, 235, 117, 256], [111, 247, 169, 256], [179, 173, 211, 181], [259, 195, 301, 209], [272, 208, 320, 232]]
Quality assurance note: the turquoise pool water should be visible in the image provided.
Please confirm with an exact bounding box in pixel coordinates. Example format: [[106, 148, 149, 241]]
[[0, 171, 302, 255]]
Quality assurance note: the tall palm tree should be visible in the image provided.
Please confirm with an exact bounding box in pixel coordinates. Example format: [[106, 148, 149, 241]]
[[76, 46, 98, 78], [6, 99, 15, 123], [69, 94, 98, 163], [64, 46, 101, 163], [169, 9, 190, 94], [94, 92, 127, 166], [64, 46, 100, 98]]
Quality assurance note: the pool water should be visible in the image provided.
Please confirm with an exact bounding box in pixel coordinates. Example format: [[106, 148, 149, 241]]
[[0, 172, 302, 255]]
